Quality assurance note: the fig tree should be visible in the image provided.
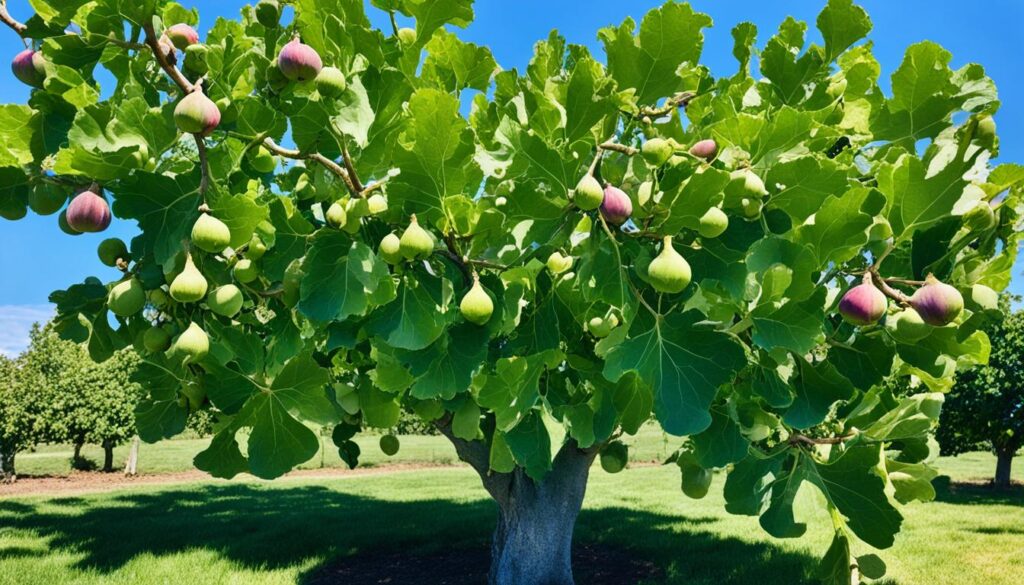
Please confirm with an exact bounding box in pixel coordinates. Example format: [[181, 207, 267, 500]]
[[399, 215, 434, 260], [233, 258, 259, 283], [143, 326, 172, 353], [689, 138, 718, 161], [278, 38, 323, 82], [460, 277, 494, 325], [325, 201, 347, 228], [170, 254, 208, 303], [380, 434, 400, 456], [173, 322, 209, 361], [698, 207, 729, 239], [647, 236, 691, 294], [379, 233, 403, 264], [27, 184, 66, 216], [838, 279, 887, 326], [174, 89, 221, 136], [165, 24, 200, 50], [247, 146, 277, 173], [887, 308, 930, 343], [316, 66, 348, 98], [11, 48, 46, 88], [207, 284, 244, 318], [191, 213, 232, 253], [600, 441, 628, 474], [255, 0, 281, 28], [97, 238, 128, 267], [546, 251, 573, 274], [107, 277, 146, 317], [573, 174, 604, 211], [157, 35, 177, 66], [910, 275, 964, 326], [600, 184, 632, 226], [66, 189, 111, 233], [641, 138, 673, 167]]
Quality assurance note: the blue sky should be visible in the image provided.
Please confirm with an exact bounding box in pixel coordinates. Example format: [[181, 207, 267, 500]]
[[0, 0, 1021, 354]]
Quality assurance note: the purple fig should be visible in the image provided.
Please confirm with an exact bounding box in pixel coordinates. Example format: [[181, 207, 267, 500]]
[[278, 38, 323, 82], [910, 275, 964, 326], [174, 89, 221, 136], [165, 24, 199, 50], [66, 189, 111, 233], [689, 139, 718, 161], [838, 278, 887, 326], [12, 48, 46, 88], [600, 185, 632, 226]]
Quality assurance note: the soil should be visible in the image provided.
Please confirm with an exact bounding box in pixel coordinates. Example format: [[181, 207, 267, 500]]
[[305, 543, 662, 585]]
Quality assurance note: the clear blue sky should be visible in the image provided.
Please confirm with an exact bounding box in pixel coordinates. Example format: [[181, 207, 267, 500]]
[[0, 0, 1022, 354]]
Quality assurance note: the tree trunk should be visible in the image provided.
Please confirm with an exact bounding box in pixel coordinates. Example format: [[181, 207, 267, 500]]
[[73, 441, 83, 461], [0, 448, 15, 483], [102, 440, 115, 473], [994, 448, 1014, 489], [124, 436, 139, 476]]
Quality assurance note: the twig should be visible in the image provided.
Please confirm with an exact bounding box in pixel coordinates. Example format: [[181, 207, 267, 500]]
[[142, 22, 193, 94], [341, 144, 364, 193], [0, 0, 27, 36], [441, 232, 473, 282], [638, 91, 697, 118], [598, 141, 639, 156], [869, 269, 912, 305], [389, 11, 400, 36]]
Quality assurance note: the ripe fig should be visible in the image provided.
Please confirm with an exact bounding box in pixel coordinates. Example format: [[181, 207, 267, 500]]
[[247, 146, 277, 173], [887, 308, 930, 343], [207, 284, 244, 318], [11, 48, 46, 88], [170, 254, 208, 303], [397, 27, 417, 45], [246, 235, 267, 260], [28, 184, 67, 216], [600, 441, 628, 474], [641, 138, 673, 167], [689, 139, 718, 161], [379, 233, 403, 264], [838, 279, 887, 326], [316, 66, 348, 98], [166, 24, 199, 50], [278, 38, 323, 82], [66, 189, 111, 233], [647, 236, 691, 294], [367, 194, 388, 215], [173, 322, 209, 361], [174, 89, 221, 136], [573, 174, 604, 211], [967, 283, 999, 312], [108, 277, 146, 317], [698, 207, 729, 239], [588, 314, 618, 338], [380, 434, 400, 456], [233, 258, 259, 283], [58, 210, 82, 236], [460, 277, 494, 326], [143, 326, 172, 353], [399, 215, 434, 260], [600, 185, 632, 226], [255, 0, 281, 28], [546, 251, 573, 275], [910, 275, 964, 326], [325, 201, 347, 228], [191, 213, 232, 254], [963, 201, 996, 232], [98, 238, 129, 267]]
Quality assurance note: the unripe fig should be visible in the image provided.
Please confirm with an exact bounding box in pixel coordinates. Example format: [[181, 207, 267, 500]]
[[166, 24, 199, 50], [910, 275, 964, 326], [976, 115, 996, 148], [246, 235, 267, 260], [143, 326, 172, 353], [149, 288, 170, 308], [740, 197, 762, 220], [838, 279, 887, 326], [11, 48, 46, 88], [233, 258, 259, 283], [174, 89, 221, 136], [460, 277, 494, 326], [399, 215, 434, 260], [28, 184, 67, 216], [494, 196, 507, 207], [278, 38, 323, 82], [207, 284, 244, 318], [173, 322, 209, 361], [98, 238, 128, 267], [108, 277, 146, 317], [255, 0, 281, 28], [600, 441, 628, 474], [963, 201, 996, 232], [247, 146, 277, 173], [637, 181, 655, 207], [380, 434, 400, 456], [170, 254, 208, 303], [967, 283, 998, 312], [588, 314, 618, 338], [316, 66, 347, 98], [325, 201, 347, 228], [282, 260, 304, 308], [868, 217, 893, 242], [573, 174, 604, 211], [698, 207, 729, 239], [191, 213, 232, 254], [58, 210, 82, 235], [397, 27, 417, 45], [887, 308, 930, 343], [367, 194, 388, 215], [546, 251, 573, 274], [689, 139, 718, 161], [379, 233, 403, 264], [730, 169, 768, 198], [826, 77, 848, 99], [215, 98, 237, 124], [184, 44, 209, 75], [647, 236, 691, 294], [600, 185, 632, 226], [641, 138, 673, 167], [66, 190, 111, 233]]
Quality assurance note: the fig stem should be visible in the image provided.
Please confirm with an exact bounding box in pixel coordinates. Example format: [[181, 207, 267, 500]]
[[229, 132, 361, 196], [868, 268, 911, 306], [194, 135, 211, 196], [388, 10, 399, 36]]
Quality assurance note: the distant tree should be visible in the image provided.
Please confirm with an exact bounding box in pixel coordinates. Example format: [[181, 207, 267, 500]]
[[0, 354, 45, 481], [937, 298, 1024, 488]]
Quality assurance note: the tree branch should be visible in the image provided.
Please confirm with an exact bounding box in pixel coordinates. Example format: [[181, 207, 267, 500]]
[[142, 22, 193, 94], [789, 433, 857, 447], [340, 144, 365, 193], [598, 141, 639, 156], [638, 91, 697, 118], [0, 1, 27, 36], [434, 414, 511, 505]]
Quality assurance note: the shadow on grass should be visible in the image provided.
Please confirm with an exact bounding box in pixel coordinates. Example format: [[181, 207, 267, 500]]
[[932, 476, 1024, 506], [0, 482, 827, 585]]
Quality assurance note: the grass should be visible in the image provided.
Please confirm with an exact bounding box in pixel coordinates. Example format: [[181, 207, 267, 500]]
[[1, 434, 1021, 585]]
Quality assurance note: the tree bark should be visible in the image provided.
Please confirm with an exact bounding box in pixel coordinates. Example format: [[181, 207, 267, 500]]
[[0, 447, 15, 483], [994, 448, 1014, 489], [73, 441, 83, 461], [102, 439, 115, 473], [124, 436, 139, 476]]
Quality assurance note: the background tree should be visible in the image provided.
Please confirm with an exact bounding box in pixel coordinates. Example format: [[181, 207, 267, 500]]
[[0, 353, 46, 481], [0, 1, 1022, 584], [936, 297, 1024, 488]]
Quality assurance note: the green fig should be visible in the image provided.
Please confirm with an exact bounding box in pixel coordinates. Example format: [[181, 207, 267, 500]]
[[216, 97, 237, 125], [143, 326, 172, 353], [282, 260, 304, 308], [380, 434, 400, 456], [460, 277, 494, 325], [397, 27, 417, 45], [207, 284, 244, 318], [246, 235, 267, 260], [637, 181, 657, 207], [399, 215, 434, 260], [887, 308, 930, 343], [698, 207, 729, 239], [170, 254, 208, 303], [647, 236, 691, 294], [546, 252, 573, 275], [174, 89, 221, 136], [0, 196, 27, 220], [588, 314, 618, 338], [367, 194, 388, 215], [316, 66, 348, 98], [740, 197, 762, 220], [325, 201, 347, 228], [730, 169, 768, 198], [976, 115, 996, 149], [641, 138, 674, 167], [27, 184, 67, 216], [98, 238, 129, 267], [184, 44, 209, 75], [574, 174, 604, 211], [108, 277, 146, 317], [379, 233, 403, 265], [233, 258, 259, 284], [600, 441, 628, 474], [255, 0, 281, 28], [247, 146, 277, 174], [191, 213, 232, 254], [173, 322, 209, 361], [149, 288, 170, 308]]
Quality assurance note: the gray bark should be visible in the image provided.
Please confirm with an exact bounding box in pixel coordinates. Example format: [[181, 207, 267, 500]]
[[994, 449, 1014, 488], [0, 447, 15, 483], [124, 436, 139, 476]]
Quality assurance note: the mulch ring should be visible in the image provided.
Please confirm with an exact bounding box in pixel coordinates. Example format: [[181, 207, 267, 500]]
[[306, 542, 662, 584]]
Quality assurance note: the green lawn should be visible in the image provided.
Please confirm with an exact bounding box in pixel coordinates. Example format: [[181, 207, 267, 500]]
[[2, 434, 1022, 585]]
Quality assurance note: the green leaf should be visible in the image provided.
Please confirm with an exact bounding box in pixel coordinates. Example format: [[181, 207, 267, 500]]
[[886, 459, 938, 504], [452, 399, 481, 441], [402, 323, 489, 400], [300, 233, 395, 322], [690, 408, 748, 468], [367, 271, 453, 351], [479, 350, 562, 432], [194, 429, 249, 480], [111, 172, 201, 270], [766, 157, 849, 222], [751, 289, 826, 355], [243, 393, 320, 479], [784, 358, 855, 429], [503, 411, 552, 481], [816, 0, 872, 63], [422, 29, 497, 93]]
